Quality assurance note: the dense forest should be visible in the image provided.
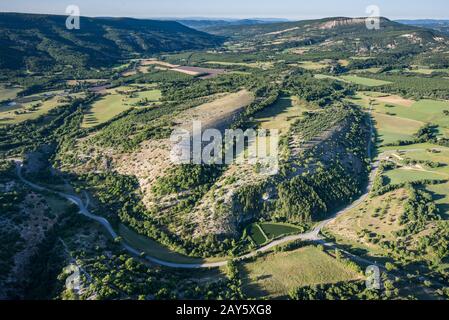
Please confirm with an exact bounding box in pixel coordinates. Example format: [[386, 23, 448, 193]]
[[0, 13, 223, 72]]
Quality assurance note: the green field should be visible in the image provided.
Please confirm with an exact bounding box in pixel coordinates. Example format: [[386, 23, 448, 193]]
[[240, 246, 361, 299], [388, 148, 449, 218], [340, 75, 392, 86], [348, 91, 449, 145], [315, 74, 392, 86], [425, 182, 449, 218], [384, 168, 444, 185], [260, 223, 302, 239], [134, 89, 162, 101], [251, 95, 305, 134], [314, 74, 340, 81], [82, 88, 161, 128], [373, 112, 424, 146], [247, 222, 303, 246], [83, 94, 127, 128], [0, 85, 21, 102], [407, 66, 449, 75], [351, 67, 382, 74], [247, 224, 268, 246], [381, 142, 447, 152], [371, 99, 449, 134], [397, 149, 449, 176], [0, 95, 72, 125]]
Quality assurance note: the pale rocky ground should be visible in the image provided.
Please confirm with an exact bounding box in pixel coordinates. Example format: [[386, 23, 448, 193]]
[[113, 90, 254, 210], [60, 90, 255, 238]]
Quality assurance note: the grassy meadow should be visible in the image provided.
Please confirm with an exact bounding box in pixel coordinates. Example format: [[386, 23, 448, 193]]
[[246, 222, 303, 246], [0, 85, 21, 102], [297, 61, 329, 70], [348, 91, 449, 146], [0, 94, 83, 125], [251, 95, 306, 134], [315, 74, 392, 86], [373, 112, 424, 146], [240, 246, 362, 299], [340, 75, 392, 86], [205, 60, 273, 69], [384, 168, 444, 185], [82, 86, 162, 128]]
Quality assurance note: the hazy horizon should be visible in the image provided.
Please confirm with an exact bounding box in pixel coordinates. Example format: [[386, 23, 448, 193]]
[[2, 12, 449, 22], [1, 0, 449, 20]]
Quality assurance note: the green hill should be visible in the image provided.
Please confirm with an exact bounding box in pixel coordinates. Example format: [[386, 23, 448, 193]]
[[0, 12, 224, 71], [204, 17, 449, 53]]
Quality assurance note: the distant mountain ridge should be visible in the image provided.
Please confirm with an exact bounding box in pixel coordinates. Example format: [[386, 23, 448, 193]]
[[202, 16, 449, 54], [397, 19, 449, 35], [0, 12, 224, 71], [397, 19, 449, 25], [203, 17, 408, 37], [175, 18, 290, 30]]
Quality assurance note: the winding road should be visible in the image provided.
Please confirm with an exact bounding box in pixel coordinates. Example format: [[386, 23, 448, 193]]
[[15, 161, 380, 268], [13, 107, 382, 268]]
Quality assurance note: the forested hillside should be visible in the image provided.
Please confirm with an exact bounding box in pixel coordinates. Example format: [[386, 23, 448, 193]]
[[0, 13, 224, 71], [205, 17, 449, 55]]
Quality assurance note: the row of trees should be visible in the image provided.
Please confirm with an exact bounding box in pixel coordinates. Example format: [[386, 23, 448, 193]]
[[234, 105, 370, 226], [285, 73, 353, 107]]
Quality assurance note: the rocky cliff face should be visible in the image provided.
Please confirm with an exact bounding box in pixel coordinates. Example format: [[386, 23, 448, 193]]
[[318, 18, 368, 30]]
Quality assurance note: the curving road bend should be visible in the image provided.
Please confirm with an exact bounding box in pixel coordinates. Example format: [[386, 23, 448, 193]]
[[12, 107, 380, 269], [14, 155, 379, 269]]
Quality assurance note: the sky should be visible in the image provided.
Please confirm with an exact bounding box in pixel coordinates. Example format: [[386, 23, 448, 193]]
[[1, 0, 448, 20]]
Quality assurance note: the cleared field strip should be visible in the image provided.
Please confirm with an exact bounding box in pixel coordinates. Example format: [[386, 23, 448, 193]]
[[297, 61, 329, 70], [351, 67, 382, 74], [204, 61, 273, 69], [139, 59, 180, 68], [375, 95, 415, 107], [171, 66, 226, 78], [66, 79, 108, 86], [340, 75, 392, 86], [133, 59, 226, 79]]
